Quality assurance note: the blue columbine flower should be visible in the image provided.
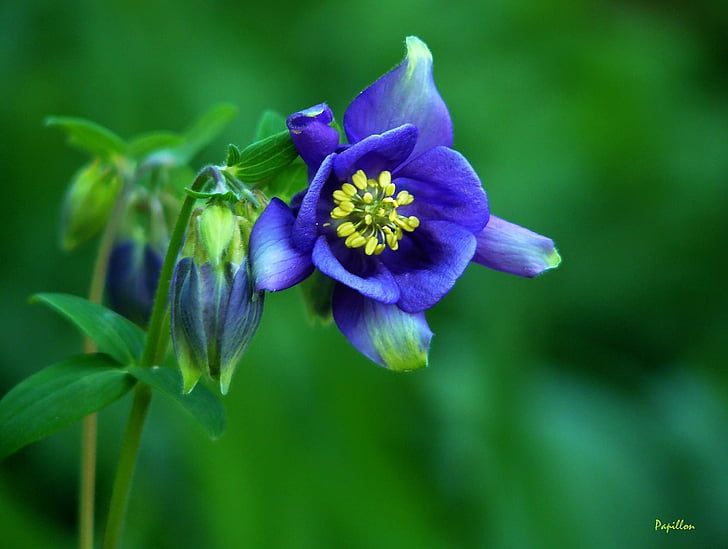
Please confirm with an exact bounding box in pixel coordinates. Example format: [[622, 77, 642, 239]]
[[249, 36, 560, 371]]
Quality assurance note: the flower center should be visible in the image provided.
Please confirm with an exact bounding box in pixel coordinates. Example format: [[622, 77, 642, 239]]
[[328, 169, 420, 256]]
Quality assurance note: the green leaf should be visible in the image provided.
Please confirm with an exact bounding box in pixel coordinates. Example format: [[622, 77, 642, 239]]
[[127, 366, 225, 439], [254, 110, 287, 140], [170, 103, 238, 164], [235, 130, 298, 183], [32, 293, 146, 366], [46, 116, 127, 159], [0, 354, 135, 460], [127, 131, 186, 159]]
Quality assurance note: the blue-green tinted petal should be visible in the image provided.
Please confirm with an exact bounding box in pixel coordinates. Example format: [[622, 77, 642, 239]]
[[169, 258, 207, 392], [343, 36, 452, 161], [332, 284, 432, 371], [472, 215, 561, 277], [218, 260, 264, 395]]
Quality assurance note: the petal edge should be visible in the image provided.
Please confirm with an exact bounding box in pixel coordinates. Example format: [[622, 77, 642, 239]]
[[333, 284, 432, 371], [472, 215, 561, 277]]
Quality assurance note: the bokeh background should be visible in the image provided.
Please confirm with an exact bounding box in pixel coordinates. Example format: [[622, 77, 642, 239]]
[[1, 1, 727, 548]]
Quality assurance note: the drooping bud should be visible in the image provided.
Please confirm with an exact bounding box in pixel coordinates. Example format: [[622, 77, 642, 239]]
[[105, 187, 179, 327], [170, 200, 263, 394], [61, 159, 122, 250]]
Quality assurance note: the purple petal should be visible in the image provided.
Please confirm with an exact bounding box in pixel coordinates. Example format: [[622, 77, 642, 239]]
[[333, 284, 432, 371], [344, 36, 452, 161], [287, 103, 340, 172], [382, 220, 476, 313], [106, 240, 163, 327], [249, 198, 314, 292], [219, 261, 264, 394], [395, 146, 489, 233], [333, 124, 417, 182], [472, 215, 561, 277], [292, 153, 335, 251], [169, 258, 207, 392], [312, 236, 400, 304]]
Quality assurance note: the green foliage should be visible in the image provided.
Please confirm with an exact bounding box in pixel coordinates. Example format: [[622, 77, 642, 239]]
[[32, 293, 146, 366], [45, 116, 127, 160], [0, 354, 135, 460], [127, 367, 226, 439]]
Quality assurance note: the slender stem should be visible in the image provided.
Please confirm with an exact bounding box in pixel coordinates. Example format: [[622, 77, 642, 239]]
[[79, 182, 132, 549], [101, 385, 152, 549], [101, 166, 214, 549], [79, 414, 97, 549]]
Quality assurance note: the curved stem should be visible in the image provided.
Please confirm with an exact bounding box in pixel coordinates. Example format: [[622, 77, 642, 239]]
[[101, 166, 215, 549]]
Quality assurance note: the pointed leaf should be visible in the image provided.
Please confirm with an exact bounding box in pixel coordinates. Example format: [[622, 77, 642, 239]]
[[0, 354, 135, 459], [127, 366, 225, 439], [32, 293, 146, 366], [46, 116, 127, 159]]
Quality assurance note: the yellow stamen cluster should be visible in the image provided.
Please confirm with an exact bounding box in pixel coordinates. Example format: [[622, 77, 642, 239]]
[[328, 169, 420, 255]]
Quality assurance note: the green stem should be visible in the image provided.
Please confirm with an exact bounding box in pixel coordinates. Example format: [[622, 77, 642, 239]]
[[79, 182, 132, 549], [101, 385, 151, 549], [101, 166, 215, 549]]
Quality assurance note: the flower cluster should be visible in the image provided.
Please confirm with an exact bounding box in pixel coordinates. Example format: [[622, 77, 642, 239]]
[[248, 36, 560, 371]]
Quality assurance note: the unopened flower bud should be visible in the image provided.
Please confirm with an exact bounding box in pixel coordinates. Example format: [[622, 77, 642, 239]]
[[170, 201, 263, 394], [61, 160, 122, 250], [105, 188, 179, 327]]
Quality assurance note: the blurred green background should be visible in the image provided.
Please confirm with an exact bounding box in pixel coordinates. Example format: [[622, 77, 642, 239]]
[[1, 1, 727, 548]]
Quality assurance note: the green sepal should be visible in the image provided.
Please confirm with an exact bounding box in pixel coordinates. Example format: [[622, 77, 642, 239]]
[[233, 130, 298, 183], [0, 353, 136, 460], [31, 293, 146, 366], [225, 143, 242, 166], [300, 269, 335, 324], [127, 366, 226, 439], [45, 116, 126, 160], [254, 110, 287, 140]]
